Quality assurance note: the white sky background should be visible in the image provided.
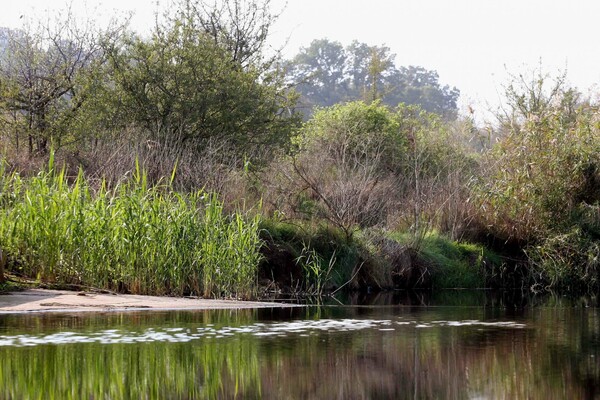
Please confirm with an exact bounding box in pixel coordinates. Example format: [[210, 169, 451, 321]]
[[2, 0, 600, 122]]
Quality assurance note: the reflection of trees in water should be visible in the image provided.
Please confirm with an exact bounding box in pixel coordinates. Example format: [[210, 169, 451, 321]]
[[261, 305, 600, 399], [257, 321, 598, 399], [1, 305, 599, 399], [343, 289, 552, 310]]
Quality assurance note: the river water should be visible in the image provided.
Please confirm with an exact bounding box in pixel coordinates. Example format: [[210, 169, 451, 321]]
[[0, 290, 598, 399]]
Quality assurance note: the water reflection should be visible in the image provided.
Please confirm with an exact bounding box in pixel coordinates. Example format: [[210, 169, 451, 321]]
[[0, 318, 526, 347], [0, 292, 599, 399]]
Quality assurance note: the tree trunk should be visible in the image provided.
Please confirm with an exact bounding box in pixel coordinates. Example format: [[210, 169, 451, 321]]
[[28, 113, 34, 155]]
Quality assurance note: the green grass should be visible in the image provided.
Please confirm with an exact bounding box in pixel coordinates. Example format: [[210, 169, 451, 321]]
[[0, 279, 22, 294], [259, 219, 361, 292], [259, 221, 503, 292], [387, 231, 500, 288], [0, 157, 262, 299]]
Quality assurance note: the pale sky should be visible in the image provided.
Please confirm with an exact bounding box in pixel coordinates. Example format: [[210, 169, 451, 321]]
[[2, 0, 600, 121]]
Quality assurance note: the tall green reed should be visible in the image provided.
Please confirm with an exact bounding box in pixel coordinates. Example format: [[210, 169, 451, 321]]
[[0, 157, 261, 298]]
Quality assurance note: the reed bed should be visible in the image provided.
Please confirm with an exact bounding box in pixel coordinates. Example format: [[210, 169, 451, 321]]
[[0, 158, 262, 299]]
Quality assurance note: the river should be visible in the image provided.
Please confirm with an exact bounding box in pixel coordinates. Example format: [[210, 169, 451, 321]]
[[0, 290, 598, 399]]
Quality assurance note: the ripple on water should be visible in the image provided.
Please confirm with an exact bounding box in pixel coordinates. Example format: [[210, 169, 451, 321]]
[[0, 318, 526, 347]]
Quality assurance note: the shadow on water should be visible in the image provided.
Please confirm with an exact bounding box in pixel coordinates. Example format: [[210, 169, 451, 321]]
[[0, 290, 599, 399]]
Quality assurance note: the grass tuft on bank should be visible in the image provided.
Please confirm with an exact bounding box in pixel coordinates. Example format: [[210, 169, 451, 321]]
[[384, 231, 503, 289]]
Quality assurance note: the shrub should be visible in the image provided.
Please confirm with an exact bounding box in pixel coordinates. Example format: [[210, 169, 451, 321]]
[[475, 71, 600, 289], [284, 101, 406, 237]]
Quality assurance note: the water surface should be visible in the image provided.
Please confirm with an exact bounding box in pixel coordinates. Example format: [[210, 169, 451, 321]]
[[1, 291, 598, 399]]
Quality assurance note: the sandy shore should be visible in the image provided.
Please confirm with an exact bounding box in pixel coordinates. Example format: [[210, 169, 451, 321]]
[[0, 289, 297, 314]]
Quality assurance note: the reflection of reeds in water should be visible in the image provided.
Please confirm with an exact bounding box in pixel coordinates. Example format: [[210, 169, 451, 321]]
[[0, 337, 262, 399], [0, 158, 262, 298]]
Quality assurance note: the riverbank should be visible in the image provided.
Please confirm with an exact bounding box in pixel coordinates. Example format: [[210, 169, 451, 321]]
[[0, 289, 297, 314]]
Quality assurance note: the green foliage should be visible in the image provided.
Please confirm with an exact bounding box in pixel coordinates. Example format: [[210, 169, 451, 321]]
[[0, 160, 262, 298], [479, 83, 600, 242], [527, 228, 600, 291], [396, 103, 475, 177], [388, 230, 493, 288], [102, 2, 298, 157], [200, 194, 263, 298], [0, 14, 118, 154], [286, 101, 475, 241], [259, 219, 360, 291], [388, 66, 460, 118], [0, 279, 20, 294], [477, 70, 600, 289], [286, 102, 403, 236], [287, 38, 459, 118], [298, 101, 407, 172], [295, 246, 336, 295], [418, 234, 485, 289], [287, 39, 348, 107], [0, 0, 299, 168]]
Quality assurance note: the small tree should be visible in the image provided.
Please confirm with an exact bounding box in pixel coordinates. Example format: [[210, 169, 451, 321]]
[[0, 8, 124, 155], [102, 0, 298, 162], [185, 0, 279, 67], [288, 101, 406, 238]]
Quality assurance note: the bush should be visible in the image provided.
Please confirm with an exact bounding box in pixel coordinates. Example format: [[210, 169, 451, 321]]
[[475, 71, 600, 289], [280, 101, 477, 240], [281, 101, 406, 237]]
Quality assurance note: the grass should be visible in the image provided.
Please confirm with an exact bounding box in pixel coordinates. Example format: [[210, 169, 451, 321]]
[[0, 279, 23, 294], [259, 219, 361, 293], [387, 230, 501, 288], [259, 220, 505, 293], [0, 156, 262, 299]]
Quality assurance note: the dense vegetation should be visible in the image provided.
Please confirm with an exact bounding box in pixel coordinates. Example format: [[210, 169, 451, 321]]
[[0, 155, 262, 298], [0, 0, 598, 297]]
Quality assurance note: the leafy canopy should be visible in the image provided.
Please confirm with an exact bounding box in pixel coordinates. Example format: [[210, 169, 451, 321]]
[[286, 39, 459, 119]]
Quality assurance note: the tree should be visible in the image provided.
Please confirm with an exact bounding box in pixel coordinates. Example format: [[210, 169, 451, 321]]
[[102, 0, 298, 160], [0, 9, 123, 155], [345, 41, 395, 102], [185, 0, 277, 67], [286, 39, 348, 108], [386, 66, 460, 118], [286, 39, 460, 119]]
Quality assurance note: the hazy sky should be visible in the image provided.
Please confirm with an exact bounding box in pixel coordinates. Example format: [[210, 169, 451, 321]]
[[2, 0, 600, 120]]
